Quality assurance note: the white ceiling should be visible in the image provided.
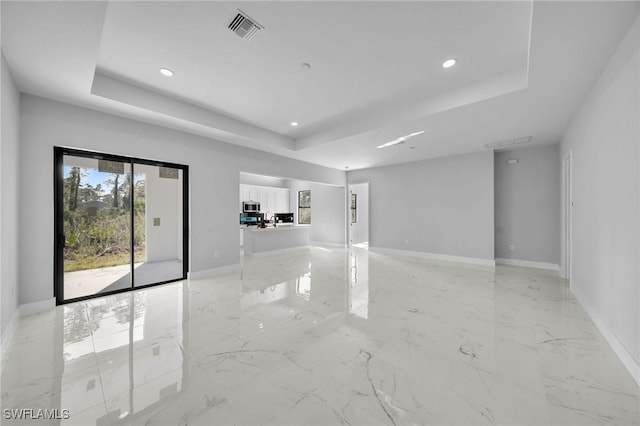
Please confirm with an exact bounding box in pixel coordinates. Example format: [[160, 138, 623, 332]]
[[96, 1, 531, 136], [2, 1, 639, 171]]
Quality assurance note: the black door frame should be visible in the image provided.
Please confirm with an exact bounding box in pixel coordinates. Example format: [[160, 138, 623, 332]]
[[54, 147, 189, 305]]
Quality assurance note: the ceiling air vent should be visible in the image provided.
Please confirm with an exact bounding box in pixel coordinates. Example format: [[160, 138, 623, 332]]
[[485, 136, 533, 150], [228, 10, 263, 41]]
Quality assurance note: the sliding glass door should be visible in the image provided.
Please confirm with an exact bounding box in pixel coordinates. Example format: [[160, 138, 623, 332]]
[[58, 154, 132, 299], [54, 148, 188, 304], [132, 163, 185, 288]]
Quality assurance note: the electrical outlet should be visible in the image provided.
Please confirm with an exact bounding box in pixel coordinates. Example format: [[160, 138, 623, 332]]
[[509, 244, 515, 251], [214, 251, 219, 258], [405, 239, 409, 244]]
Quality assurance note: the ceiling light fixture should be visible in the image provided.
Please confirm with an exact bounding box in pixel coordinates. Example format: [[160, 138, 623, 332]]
[[290, 121, 299, 127], [377, 130, 424, 149], [442, 58, 457, 69], [160, 68, 174, 77]]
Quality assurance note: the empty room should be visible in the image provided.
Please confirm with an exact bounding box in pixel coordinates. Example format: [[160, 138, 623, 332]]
[[1, 1, 639, 425]]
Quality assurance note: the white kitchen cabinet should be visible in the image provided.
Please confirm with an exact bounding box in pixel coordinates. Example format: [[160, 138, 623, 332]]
[[240, 184, 290, 216], [249, 187, 260, 203], [267, 190, 276, 216], [276, 189, 289, 213], [260, 191, 268, 211], [239, 185, 250, 212]]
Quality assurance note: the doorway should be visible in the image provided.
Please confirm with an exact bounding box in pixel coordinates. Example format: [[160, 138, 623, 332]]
[[348, 182, 369, 247], [561, 151, 572, 282], [54, 147, 189, 304]]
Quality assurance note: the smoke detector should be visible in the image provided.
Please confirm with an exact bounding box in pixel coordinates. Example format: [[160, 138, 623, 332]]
[[228, 10, 264, 41], [485, 136, 533, 150]]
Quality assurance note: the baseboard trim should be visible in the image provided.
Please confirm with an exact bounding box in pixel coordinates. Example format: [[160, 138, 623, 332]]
[[309, 241, 347, 248], [248, 245, 310, 258], [1, 307, 20, 365], [370, 247, 495, 267], [188, 263, 241, 280], [19, 298, 56, 317], [495, 258, 560, 271], [572, 284, 640, 386]]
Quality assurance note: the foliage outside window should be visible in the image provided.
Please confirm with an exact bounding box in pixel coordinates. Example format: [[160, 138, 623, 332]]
[[351, 193, 357, 224], [62, 164, 147, 272], [298, 190, 311, 224]]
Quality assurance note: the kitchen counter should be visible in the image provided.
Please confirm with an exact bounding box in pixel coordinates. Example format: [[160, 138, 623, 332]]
[[247, 224, 301, 231], [243, 225, 310, 255]]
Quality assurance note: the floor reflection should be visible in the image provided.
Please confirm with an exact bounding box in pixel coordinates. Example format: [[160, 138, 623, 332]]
[[348, 250, 369, 319], [240, 280, 290, 311], [296, 272, 311, 300], [18, 284, 191, 425]]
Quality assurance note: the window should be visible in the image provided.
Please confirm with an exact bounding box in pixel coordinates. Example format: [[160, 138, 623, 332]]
[[298, 190, 311, 224], [351, 193, 357, 224]]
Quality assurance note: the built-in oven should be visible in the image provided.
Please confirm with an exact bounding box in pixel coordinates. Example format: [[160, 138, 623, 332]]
[[242, 201, 260, 213]]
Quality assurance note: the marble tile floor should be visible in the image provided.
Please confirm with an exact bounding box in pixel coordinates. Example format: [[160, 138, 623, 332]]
[[1, 245, 638, 425]]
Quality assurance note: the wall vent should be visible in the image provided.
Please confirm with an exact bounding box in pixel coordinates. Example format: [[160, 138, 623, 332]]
[[228, 10, 263, 41], [485, 136, 533, 150]]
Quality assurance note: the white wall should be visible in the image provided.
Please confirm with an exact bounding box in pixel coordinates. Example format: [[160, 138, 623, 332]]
[[288, 180, 346, 245], [349, 182, 369, 245], [18, 95, 345, 305], [348, 151, 495, 261], [494, 144, 560, 265], [560, 15, 640, 376], [239, 173, 287, 188], [309, 183, 346, 245], [1, 52, 20, 341]]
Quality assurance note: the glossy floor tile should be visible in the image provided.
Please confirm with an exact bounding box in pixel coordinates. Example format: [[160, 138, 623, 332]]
[[2, 245, 638, 425]]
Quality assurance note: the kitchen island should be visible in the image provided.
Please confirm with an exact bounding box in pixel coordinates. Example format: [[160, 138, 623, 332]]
[[242, 225, 310, 256]]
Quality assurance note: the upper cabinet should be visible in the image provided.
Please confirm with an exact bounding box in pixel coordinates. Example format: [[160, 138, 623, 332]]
[[239, 184, 291, 215]]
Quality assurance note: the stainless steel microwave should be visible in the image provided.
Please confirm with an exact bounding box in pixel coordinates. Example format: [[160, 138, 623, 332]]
[[242, 201, 260, 212]]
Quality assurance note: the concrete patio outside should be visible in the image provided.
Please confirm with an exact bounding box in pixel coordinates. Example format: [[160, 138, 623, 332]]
[[64, 259, 183, 300]]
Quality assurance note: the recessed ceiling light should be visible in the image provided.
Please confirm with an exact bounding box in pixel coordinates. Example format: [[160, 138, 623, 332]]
[[160, 68, 174, 77], [442, 59, 457, 69], [290, 121, 299, 127], [377, 131, 424, 149]]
